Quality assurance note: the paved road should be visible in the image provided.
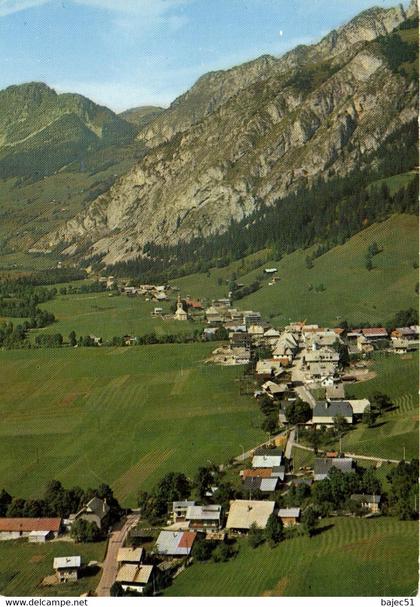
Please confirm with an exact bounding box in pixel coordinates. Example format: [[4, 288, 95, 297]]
[[96, 513, 140, 597], [291, 442, 401, 464], [284, 428, 296, 460]]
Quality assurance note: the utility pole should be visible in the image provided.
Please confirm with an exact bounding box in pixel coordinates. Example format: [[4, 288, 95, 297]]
[[403, 445, 406, 461]]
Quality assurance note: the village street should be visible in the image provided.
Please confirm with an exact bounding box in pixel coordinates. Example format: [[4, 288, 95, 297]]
[[291, 442, 401, 465], [290, 353, 317, 407], [96, 512, 140, 597]]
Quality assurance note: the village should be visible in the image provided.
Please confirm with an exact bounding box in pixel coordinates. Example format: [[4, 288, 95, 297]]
[[0, 270, 417, 597]]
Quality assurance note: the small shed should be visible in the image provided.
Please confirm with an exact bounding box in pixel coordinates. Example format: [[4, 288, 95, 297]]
[[53, 556, 81, 583], [278, 508, 300, 526], [28, 530, 53, 543]]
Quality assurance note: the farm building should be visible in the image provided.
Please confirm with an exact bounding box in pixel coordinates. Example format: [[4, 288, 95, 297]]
[[116, 564, 154, 594], [326, 383, 346, 400], [205, 306, 225, 323], [252, 448, 282, 468], [185, 505, 222, 531], [391, 327, 417, 340], [361, 328, 388, 340], [155, 531, 197, 556], [350, 494, 381, 513], [312, 401, 353, 426], [255, 359, 284, 379], [243, 311, 262, 327], [117, 547, 144, 565], [226, 500, 275, 532], [314, 458, 354, 481], [172, 501, 196, 523], [53, 556, 81, 583], [278, 508, 300, 526], [248, 324, 265, 336], [261, 380, 288, 399], [243, 477, 278, 493], [347, 399, 371, 415], [0, 518, 61, 541], [71, 497, 110, 530], [272, 333, 299, 362]]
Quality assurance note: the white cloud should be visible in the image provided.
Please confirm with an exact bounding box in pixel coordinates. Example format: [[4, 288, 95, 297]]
[[0, 0, 51, 17]]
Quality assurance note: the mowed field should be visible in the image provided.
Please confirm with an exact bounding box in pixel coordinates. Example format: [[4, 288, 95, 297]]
[[0, 344, 263, 505], [338, 352, 419, 460], [0, 540, 106, 597], [34, 292, 204, 340], [165, 517, 418, 597], [170, 214, 418, 327]]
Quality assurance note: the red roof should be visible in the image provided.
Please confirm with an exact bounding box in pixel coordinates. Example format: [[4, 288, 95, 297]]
[[333, 328, 345, 335], [178, 531, 197, 548], [186, 298, 203, 309], [362, 328, 388, 336], [0, 518, 61, 532]]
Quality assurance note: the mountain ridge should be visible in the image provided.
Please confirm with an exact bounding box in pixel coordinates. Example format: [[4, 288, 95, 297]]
[[0, 82, 138, 179], [38, 3, 418, 266]]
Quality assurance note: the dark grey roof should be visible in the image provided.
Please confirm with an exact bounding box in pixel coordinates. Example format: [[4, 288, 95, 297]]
[[314, 458, 353, 477], [243, 477, 262, 491], [313, 401, 353, 418], [271, 465, 285, 480]]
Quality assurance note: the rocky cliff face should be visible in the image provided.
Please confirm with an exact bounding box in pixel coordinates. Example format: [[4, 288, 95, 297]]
[[40, 4, 418, 265], [138, 3, 409, 148]]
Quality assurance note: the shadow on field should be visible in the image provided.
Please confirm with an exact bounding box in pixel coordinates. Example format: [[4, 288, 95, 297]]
[[312, 523, 334, 537], [370, 421, 388, 429]]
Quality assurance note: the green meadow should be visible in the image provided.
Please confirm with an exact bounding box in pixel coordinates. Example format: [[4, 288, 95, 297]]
[[165, 517, 418, 597], [0, 540, 105, 597], [337, 352, 419, 460], [0, 344, 263, 505], [34, 292, 204, 340], [170, 214, 418, 327]]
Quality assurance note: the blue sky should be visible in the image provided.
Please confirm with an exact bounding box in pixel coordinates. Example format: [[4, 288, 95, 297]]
[[0, 0, 404, 112]]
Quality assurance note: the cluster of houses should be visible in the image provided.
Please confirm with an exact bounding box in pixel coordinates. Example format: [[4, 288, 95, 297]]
[[0, 496, 110, 586], [206, 315, 418, 427], [99, 276, 172, 303], [347, 325, 419, 355], [115, 547, 155, 594], [114, 448, 383, 591]]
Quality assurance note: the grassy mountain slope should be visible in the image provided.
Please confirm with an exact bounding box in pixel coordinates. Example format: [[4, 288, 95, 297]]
[[165, 517, 418, 596], [0, 82, 137, 179], [0, 141, 146, 254], [170, 213, 418, 327], [0, 83, 149, 253], [119, 105, 164, 129]]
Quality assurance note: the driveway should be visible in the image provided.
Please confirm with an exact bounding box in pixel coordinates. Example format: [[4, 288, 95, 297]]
[[96, 513, 140, 597], [284, 427, 295, 459]]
